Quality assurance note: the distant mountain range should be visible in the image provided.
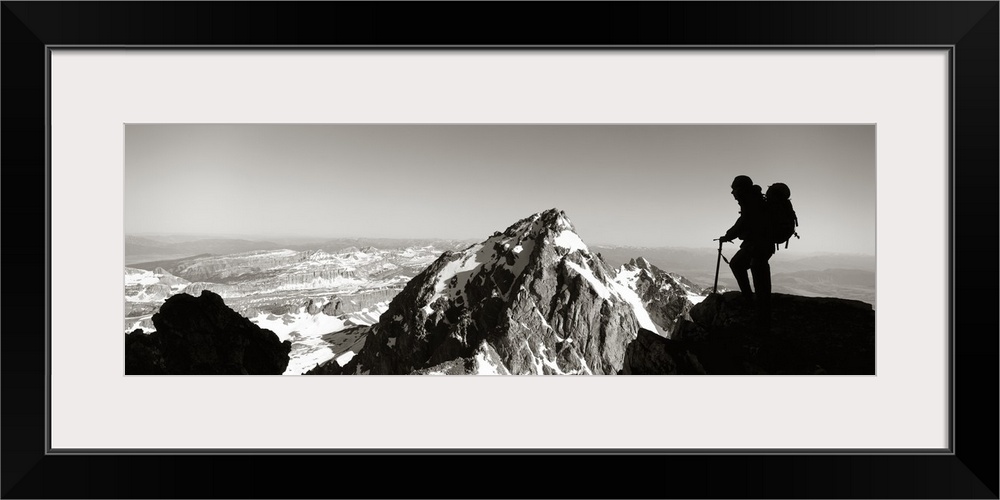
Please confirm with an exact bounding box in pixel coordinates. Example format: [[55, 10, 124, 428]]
[[124, 235, 475, 265], [127, 235, 875, 273]]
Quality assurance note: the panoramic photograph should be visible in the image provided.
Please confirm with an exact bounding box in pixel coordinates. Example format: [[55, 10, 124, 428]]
[[124, 124, 876, 375]]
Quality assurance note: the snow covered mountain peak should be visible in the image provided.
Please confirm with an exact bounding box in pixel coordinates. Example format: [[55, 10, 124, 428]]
[[511, 208, 579, 239], [417, 208, 596, 310], [323, 209, 680, 375]]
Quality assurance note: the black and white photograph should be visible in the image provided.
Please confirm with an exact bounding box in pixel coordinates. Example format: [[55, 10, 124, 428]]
[[124, 124, 876, 376]]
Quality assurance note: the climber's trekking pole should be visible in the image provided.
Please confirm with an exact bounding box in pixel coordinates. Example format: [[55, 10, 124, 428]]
[[712, 238, 732, 294], [713, 238, 723, 294]]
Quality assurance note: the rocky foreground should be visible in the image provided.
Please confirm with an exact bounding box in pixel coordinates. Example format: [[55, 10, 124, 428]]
[[125, 291, 291, 375], [621, 291, 876, 375]]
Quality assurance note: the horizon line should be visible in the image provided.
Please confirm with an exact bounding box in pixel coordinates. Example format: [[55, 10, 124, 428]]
[[125, 233, 875, 257]]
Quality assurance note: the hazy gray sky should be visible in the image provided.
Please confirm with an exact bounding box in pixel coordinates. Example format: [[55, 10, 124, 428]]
[[125, 124, 876, 254]]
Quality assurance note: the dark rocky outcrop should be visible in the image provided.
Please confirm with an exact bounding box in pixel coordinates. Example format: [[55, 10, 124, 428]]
[[124, 290, 291, 375], [312, 209, 645, 375], [620, 328, 707, 374], [621, 291, 876, 375], [124, 328, 168, 374]]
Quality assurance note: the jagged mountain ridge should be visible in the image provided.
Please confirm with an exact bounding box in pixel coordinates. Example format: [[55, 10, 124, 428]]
[[613, 257, 707, 336], [313, 208, 682, 375]]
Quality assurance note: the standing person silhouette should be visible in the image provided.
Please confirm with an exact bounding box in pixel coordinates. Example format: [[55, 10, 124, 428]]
[[719, 175, 774, 332]]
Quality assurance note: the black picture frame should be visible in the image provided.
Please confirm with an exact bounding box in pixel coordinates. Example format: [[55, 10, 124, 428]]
[[2, 2, 996, 498]]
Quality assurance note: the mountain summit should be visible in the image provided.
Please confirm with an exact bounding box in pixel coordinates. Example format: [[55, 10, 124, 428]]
[[310, 208, 659, 375]]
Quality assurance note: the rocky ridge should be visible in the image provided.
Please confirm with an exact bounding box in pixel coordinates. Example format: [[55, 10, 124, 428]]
[[621, 291, 876, 375], [612, 257, 706, 336]]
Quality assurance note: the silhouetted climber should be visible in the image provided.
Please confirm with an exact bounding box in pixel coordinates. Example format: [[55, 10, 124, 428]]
[[719, 175, 774, 331]]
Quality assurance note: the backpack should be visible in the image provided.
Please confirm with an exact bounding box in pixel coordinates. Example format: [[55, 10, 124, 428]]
[[764, 183, 799, 250]]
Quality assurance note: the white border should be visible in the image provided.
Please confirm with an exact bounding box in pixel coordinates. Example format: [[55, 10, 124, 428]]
[[50, 50, 949, 450]]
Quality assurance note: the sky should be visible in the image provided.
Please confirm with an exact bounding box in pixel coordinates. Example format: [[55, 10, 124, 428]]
[[124, 124, 876, 255]]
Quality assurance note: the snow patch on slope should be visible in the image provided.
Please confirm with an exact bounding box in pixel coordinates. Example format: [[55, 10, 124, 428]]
[[287, 346, 335, 376], [251, 310, 349, 342], [335, 350, 356, 366], [610, 277, 663, 336], [427, 244, 488, 303], [474, 351, 503, 375], [553, 230, 588, 253], [614, 267, 643, 289], [125, 268, 161, 286], [687, 293, 707, 305], [564, 260, 612, 299]]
